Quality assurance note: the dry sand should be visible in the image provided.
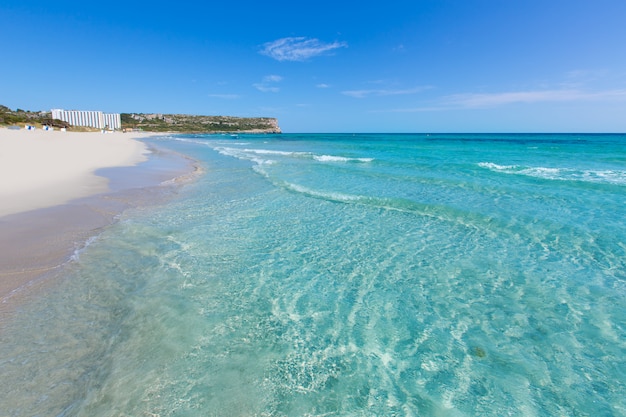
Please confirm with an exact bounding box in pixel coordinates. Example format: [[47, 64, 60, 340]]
[[0, 128, 197, 308], [0, 128, 151, 217]]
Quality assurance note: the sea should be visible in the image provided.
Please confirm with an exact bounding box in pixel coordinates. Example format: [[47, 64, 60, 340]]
[[1, 133, 625, 416]]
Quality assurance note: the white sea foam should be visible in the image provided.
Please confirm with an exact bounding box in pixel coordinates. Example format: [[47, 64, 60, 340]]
[[242, 149, 373, 163], [69, 234, 101, 262], [479, 162, 626, 185], [313, 155, 349, 162], [283, 182, 362, 203], [313, 155, 374, 163], [163, 137, 212, 147], [214, 147, 268, 168], [214, 146, 251, 160], [216, 147, 374, 167], [216, 147, 305, 165], [243, 149, 309, 157], [215, 141, 251, 146], [251, 157, 276, 166], [477, 162, 518, 171]]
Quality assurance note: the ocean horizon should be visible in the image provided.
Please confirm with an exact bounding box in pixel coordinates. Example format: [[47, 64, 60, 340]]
[[1, 132, 625, 416]]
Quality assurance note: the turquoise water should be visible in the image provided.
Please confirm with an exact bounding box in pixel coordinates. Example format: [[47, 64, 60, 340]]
[[1, 133, 626, 416]]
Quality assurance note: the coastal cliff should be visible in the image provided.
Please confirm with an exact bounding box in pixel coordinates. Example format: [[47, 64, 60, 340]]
[[121, 113, 281, 134]]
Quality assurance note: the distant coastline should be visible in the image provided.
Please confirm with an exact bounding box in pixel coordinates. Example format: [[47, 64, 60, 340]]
[[0, 105, 281, 134], [121, 112, 281, 134]]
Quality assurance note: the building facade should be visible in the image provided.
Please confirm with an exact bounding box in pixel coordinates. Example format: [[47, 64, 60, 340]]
[[51, 109, 121, 130]]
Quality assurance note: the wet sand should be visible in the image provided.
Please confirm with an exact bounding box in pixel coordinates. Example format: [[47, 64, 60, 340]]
[[0, 134, 201, 311]]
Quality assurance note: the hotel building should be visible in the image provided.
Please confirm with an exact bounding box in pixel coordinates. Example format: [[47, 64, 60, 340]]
[[51, 109, 122, 130]]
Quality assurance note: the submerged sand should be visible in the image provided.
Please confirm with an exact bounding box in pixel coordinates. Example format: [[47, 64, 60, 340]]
[[0, 128, 199, 308]]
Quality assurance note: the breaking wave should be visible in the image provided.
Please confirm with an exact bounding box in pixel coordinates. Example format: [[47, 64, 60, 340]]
[[478, 162, 626, 185], [313, 155, 374, 163], [215, 147, 373, 165]]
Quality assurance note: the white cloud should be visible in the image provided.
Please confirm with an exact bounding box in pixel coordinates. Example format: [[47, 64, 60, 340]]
[[316, 83, 330, 89], [260, 37, 347, 61], [564, 69, 609, 82], [253, 84, 280, 93], [443, 89, 626, 108], [263, 75, 283, 83], [208, 93, 240, 99], [254, 74, 283, 93], [342, 86, 431, 98], [384, 88, 626, 112]]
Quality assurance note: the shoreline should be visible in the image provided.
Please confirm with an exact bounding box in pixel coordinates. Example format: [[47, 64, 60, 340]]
[[0, 128, 152, 217], [0, 130, 203, 310]]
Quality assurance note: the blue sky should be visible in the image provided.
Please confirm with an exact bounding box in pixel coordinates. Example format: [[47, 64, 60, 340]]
[[2, 0, 626, 132]]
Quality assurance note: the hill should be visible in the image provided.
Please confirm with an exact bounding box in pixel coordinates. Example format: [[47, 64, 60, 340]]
[[121, 113, 281, 133], [0, 105, 281, 133], [0, 106, 70, 129]]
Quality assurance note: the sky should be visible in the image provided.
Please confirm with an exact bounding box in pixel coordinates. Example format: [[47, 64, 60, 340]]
[[2, 0, 626, 133]]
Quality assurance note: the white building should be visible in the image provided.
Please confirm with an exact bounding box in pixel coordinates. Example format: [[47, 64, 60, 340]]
[[51, 109, 121, 130]]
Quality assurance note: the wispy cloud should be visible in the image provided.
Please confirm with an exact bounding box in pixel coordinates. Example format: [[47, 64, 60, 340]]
[[208, 93, 240, 99], [260, 37, 347, 62], [263, 75, 283, 83], [254, 75, 283, 93], [253, 85, 280, 93], [385, 88, 626, 112], [342, 86, 431, 98], [316, 83, 330, 89], [442, 89, 626, 108], [564, 69, 609, 82]]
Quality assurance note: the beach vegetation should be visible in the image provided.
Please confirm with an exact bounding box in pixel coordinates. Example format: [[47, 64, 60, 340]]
[[1, 105, 280, 133], [120, 113, 281, 133], [0, 105, 73, 129]]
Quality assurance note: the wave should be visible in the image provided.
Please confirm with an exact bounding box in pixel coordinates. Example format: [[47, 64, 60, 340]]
[[161, 138, 372, 165], [241, 148, 373, 163], [282, 182, 364, 203], [243, 149, 310, 157], [156, 136, 221, 148], [215, 147, 373, 165], [478, 162, 626, 185], [275, 180, 506, 236], [277, 181, 437, 216], [213, 147, 276, 166], [313, 155, 374, 163]]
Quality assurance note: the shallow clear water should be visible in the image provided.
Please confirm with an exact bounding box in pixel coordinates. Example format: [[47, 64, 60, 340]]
[[1, 133, 625, 416]]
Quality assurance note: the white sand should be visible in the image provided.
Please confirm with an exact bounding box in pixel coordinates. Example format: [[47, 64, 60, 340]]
[[0, 128, 151, 217]]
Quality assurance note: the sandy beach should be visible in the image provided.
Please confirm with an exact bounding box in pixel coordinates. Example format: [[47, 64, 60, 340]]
[[0, 128, 196, 307], [0, 128, 151, 217]]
